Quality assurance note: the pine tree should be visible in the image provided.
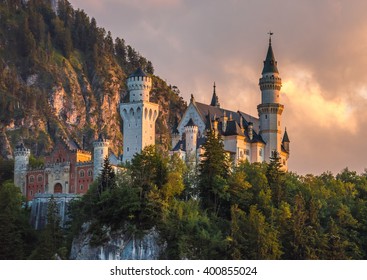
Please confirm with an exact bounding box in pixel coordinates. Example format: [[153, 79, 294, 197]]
[[198, 129, 230, 217], [0, 181, 24, 259], [98, 156, 116, 195], [266, 151, 285, 208], [30, 195, 65, 259]]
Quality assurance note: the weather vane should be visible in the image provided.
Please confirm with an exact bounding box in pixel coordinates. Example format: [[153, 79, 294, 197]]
[[268, 31, 274, 44]]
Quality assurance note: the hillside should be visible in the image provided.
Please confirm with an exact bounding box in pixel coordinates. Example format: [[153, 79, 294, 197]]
[[0, 0, 186, 159]]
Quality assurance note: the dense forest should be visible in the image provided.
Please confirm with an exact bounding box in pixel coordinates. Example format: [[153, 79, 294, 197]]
[[0, 0, 186, 159], [2, 130, 367, 259], [1, 0, 367, 260]]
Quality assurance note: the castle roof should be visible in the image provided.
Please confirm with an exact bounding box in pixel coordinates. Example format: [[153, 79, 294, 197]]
[[194, 101, 259, 130], [97, 133, 106, 142], [281, 144, 289, 154], [210, 82, 220, 107], [282, 128, 290, 143], [185, 118, 196, 127], [15, 142, 27, 150], [223, 120, 244, 136], [262, 37, 279, 74], [188, 101, 264, 144], [129, 67, 148, 78], [63, 138, 81, 151], [172, 136, 207, 153]]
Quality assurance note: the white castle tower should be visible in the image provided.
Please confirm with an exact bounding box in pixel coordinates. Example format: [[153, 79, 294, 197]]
[[185, 119, 198, 158], [120, 68, 159, 162], [14, 142, 30, 195], [258, 34, 284, 161], [93, 134, 109, 180]]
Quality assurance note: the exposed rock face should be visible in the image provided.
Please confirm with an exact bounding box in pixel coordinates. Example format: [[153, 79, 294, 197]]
[[70, 226, 162, 260], [0, 1, 187, 161], [0, 127, 13, 159], [30, 193, 79, 230]]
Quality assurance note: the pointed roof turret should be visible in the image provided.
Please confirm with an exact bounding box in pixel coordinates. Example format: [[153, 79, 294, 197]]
[[97, 133, 105, 142], [185, 118, 196, 127], [262, 33, 279, 74], [282, 128, 290, 143], [210, 82, 220, 107], [129, 67, 148, 78]]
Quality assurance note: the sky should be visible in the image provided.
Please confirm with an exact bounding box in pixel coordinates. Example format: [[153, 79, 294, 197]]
[[69, 0, 367, 175]]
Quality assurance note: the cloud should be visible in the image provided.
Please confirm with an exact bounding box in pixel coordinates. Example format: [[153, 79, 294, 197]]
[[282, 69, 357, 133], [68, 0, 367, 174]]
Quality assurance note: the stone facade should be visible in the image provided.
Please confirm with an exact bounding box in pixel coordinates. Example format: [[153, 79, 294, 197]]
[[13, 68, 157, 201], [14, 139, 97, 201], [171, 37, 290, 169], [120, 68, 159, 162]]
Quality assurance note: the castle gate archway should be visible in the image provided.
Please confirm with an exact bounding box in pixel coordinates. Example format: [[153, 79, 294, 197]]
[[54, 183, 62, 193]]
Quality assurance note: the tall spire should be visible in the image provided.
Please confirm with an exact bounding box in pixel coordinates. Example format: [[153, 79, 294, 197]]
[[262, 32, 279, 74], [210, 82, 220, 107], [282, 127, 290, 143]]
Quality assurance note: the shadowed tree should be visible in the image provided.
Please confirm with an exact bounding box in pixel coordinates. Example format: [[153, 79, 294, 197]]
[[198, 129, 230, 217]]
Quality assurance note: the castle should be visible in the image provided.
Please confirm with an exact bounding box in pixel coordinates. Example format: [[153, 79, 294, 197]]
[[14, 36, 290, 202], [14, 68, 158, 201], [171, 36, 290, 168]]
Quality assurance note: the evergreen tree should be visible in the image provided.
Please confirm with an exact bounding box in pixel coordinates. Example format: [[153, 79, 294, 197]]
[[98, 156, 116, 195], [30, 195, 66, 259], [266, 151, 285, 208], [0, 181, 25, 259], [198, 129, 230, 217], [19, 16, 36, 58]]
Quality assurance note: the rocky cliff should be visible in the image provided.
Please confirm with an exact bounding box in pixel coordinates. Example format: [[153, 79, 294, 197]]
[[70, 225, 162, 260], [0, 0, 186, 160]]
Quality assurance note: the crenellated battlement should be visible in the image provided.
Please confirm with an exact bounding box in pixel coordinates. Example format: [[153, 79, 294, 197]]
[[93, 141, 109, 147], [126, 68, 152, 102], [127, 76, 152, 91]]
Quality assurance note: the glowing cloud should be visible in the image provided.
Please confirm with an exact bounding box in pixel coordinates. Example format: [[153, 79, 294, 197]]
[[282, 70, 357, 133]]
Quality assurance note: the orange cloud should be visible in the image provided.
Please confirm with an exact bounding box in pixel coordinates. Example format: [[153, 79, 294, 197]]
[[282, 69, 357, 133]]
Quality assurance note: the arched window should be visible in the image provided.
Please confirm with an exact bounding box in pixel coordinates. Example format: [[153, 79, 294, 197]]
[[88, 169, 92, 177], [29, 176, 34, 183], [37, 175, 43, 182], [80, 170, 85, 178], [80, 185, 83, 190]]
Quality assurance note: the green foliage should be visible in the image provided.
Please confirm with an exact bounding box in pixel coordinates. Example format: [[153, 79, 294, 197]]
[[0, 158, 14, 182], [29, 155, 44, 168], [3, 1, 366, 260], [198, 129, 230, 217], [67, 140, 367, 260], [266, 151, 285, 207], [29, 195, 67, 259], [230, 205, 282, 259], [0, 181, 37, 259], [0, 0, 187, 161]]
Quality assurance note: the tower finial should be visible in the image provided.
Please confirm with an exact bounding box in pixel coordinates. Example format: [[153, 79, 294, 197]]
[[268, 31, 273, 45], [210, 82, 220, 107]]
